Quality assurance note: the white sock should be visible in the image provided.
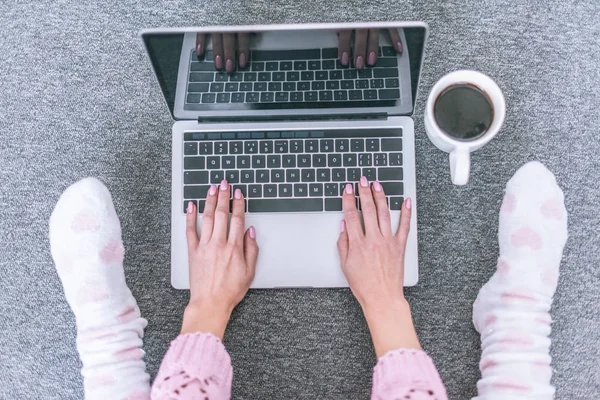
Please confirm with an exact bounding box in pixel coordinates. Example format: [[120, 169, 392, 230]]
[[49, 178, 150, 400], [472, 161, 568, 400]]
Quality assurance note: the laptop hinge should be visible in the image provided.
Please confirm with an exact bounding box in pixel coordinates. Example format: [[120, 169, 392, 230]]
[[197, 112, 388, 123]]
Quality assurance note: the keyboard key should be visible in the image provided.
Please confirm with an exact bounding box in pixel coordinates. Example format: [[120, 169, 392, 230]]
[[256, 170, 270, 183], [309, 183, 323, 197], [297, 82, 310, 91], [378, 167, 403, 181], [294, 183, 308, 197], [305, 91, 318, 101], [356, 79, 369, 89], [187, 94, 201, 103], [184, 156, 206, 169], [357, 69, 372, 79], [230, 72, 244, 82], [222, 132, 235, 139], [390, 197, 404, 210], [322, 48, 337, 58], [260, 141, 273, 154], [275, 92, 289, 102], [343, 69, 357, 79], [191, 62, 215, 71], [328, 154, 342, 167], [290, 140, 303, 153], [382, 138, 403, 151], [374, 153, 388, 166], [350, 139, 364, 152], [366, 139, 379, 151], [315, 70, 328, 80], [308, 60, 321, 70], [312, 154, 327, 167], [222, 156, 235, 169], [325, 183, 338, 197], [273, 72, 286, 81], [248, 198, 323, 212], [217, 93, 230, 103], [382, 46, 396, 57], [325, 198, 342, 211], [358, 153, 372, 166], [215, 142, 227, 154], [283, 82, 296, 91], [343, 153, 357, 166], [258, 72, 271, 81], [305, 140, 319, 153], [232, 184, 247, 199], [377, 57, 399, 67], [231, 93, 245, 103], [252, 49, 320, 61], [249, 185, 262, 198], [184, 143, 198, 155], [322, 60, 335, 69], [290, 92, 303, 102], [287, 71, 300, 81], [298, 155, 311, 167], [266, 62, 278, 71], [183, 199, 197, 214], [241, 170, 254, 183], [271, 169, 285, 182], [245, 141, 258, 154], [190, 73, 214, 82], [279, 184, 293, 197], [188, 83, 210, 92], [347, 167, 361, 181], [364, 90, 377, 100], [294, 61, 307, 70], [251, 62, 265, 71], [252, 155, 266, 168], [373, 68, 398, 78], [301, 169, 316, 182], [312, 81, 325, 91], [225, 83, 239, 92], [226, 170, 240, 183], [332, 168, 345, 181], [268, 155, 281, 168], [260, 92, 275, 102], [184, 185, 211, 199], [254, 82, 267, 91], [286, 169, 300, 182], [246, 92, 260, 102], [269, 82, 282, 91], [215, 73, 228, 82], [280, 61, 293, 70], [335, 139, 349, 152], [319, 139, 333, 152], [363, 168, 376, 181], [341, 80, 354, 89], [199, 142, 212, 154], [264, 184, 277, 197], [184, 171, 209, 184], [385, 78, 400, 88], [380, 182, 403, 195], [244, 72, 257, 81], [317, 169, 331, 182], [210, 170, 224, 184], [389, 153, 403, 166], [319, 91, 333, 101], [251, 132, 265, 139], [330, 70, 342, 80], [240, 82, 253, 91], [370, 79, 384, 89], [237, 155, 250, 168], [202, 93, 216, 103], [379, 89, 401, 100], [283, 154, 296, 168], [326, 81, 340, 90]]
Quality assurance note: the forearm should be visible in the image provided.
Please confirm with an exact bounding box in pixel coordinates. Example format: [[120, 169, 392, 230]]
[[180, 302, 232, 339]]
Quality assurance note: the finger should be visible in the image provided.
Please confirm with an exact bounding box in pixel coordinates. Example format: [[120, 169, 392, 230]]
[[338, 30, 352, 66], [200, 185, 218, 243], [243, 226, 259, 279], [228, 188, 246, 244], [372, 180, 392, 236], [211, 180, 231, 242], [237, 32, 249, 69], [185, 201, 200, 250], [336, 220, 349, 263], [223, 32, 236, 72], [353, 29, 368, 69], [388, 28, 403, 54], [366, 29, 380, 66], [212, 33, 225, 70], [395, 197, 412, 249], [357, 176, 380, 235], [342, 183, 363, 240], [195, 33, 207, 58]]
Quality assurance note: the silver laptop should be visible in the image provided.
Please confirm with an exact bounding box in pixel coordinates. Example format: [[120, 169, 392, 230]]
[[141, 22, 428, 289]]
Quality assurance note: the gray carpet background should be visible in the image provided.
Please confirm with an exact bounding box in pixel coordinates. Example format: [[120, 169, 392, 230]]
[[1, 1, 599, 399]]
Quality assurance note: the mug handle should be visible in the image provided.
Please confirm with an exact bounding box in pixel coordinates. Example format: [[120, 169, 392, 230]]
[[449, 148, 470, 185]]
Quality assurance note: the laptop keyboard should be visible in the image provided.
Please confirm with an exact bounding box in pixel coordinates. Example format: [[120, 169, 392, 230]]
[[182, 130, 404, 213], [187, 47, 401, 105]]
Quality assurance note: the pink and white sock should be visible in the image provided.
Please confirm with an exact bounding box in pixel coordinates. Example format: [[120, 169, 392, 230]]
[[49, 178, 150, 400], [472, 161, 568, 400]]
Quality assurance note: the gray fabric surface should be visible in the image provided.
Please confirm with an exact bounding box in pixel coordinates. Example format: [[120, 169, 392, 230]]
[[1, 1, 599, 399]]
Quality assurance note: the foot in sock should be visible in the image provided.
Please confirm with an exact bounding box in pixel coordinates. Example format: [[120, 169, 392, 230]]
[[49, 177, 150, 400], [472, 161, 568, 400]]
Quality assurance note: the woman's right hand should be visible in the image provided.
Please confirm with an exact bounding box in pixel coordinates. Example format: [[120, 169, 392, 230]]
[[337, 177, 421, 357]]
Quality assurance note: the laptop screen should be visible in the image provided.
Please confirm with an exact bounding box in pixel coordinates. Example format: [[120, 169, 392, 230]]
[[142, 23, 426, 120]]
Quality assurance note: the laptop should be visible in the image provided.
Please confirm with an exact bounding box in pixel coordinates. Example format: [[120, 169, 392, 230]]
[[141, 22, 428, 289]]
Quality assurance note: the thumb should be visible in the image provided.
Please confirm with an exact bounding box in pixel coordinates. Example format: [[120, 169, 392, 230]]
[[337, 220, 349, 263], [244, 226, 259, 279]]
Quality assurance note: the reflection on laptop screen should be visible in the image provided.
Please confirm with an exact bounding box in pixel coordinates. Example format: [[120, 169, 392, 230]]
[[143, 25, 425, 119]]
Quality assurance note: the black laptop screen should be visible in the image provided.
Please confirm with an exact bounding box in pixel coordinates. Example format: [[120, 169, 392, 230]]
[[142, 24, 426, 119]]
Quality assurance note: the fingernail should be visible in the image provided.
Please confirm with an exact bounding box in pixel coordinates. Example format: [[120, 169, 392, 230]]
[[209, 185, 217, 196], [215, 55, 223, 69], [220, 179, 228, 191], [360, 176, 368, 187], [239, 53, 247, 67], [226, 58, 234, 72], [196, 43, 203, 56], [249, 226, 256, 239], [340, 220, 346, 233], [406, 197, 412, 209], [356, 56, 364, 69], [234, 188, 242, 199], [342, 52, 349, 65], [345, 183, 353, 194], [368, 51, 376, 65], [396, 41, 403, 53], [187, 201, 194, 213], [373, 180, 382, 192]]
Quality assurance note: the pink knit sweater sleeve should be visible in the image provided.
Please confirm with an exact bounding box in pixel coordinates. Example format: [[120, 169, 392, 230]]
[[371, 348, 447, 400], [151, 333, 232, 400]]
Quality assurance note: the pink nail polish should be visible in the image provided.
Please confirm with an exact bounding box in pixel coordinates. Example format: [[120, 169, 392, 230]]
[[345, 183, 353, 194], [373, 181, 382, 192], [406, 197, 412, 209], [187, 201, 194, 213], [209, 185, 217, 196], [342, 52, 349, 65], [234, 188, 242, 199], [360, 176, 368, 187], [356, 56, 364, 69], [239, 53, 247, 67], [368, 51, 376, 65], [396, 41, 403, 53], [220, 179, 228, 191], [226, 58, 234, 72], [249, 226, 256, 239], [215, 55, 223, 69], [340, 220, 346, 233]]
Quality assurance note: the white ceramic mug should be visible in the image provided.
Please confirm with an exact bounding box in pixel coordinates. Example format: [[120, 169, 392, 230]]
[[424, 70, 506, 185]]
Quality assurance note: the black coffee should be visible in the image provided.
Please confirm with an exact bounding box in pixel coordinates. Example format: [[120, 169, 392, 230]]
[[433, 84, 494, 140]]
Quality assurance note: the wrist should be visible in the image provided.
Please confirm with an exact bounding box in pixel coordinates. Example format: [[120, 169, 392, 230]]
[[181, 301, 232, 339]]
